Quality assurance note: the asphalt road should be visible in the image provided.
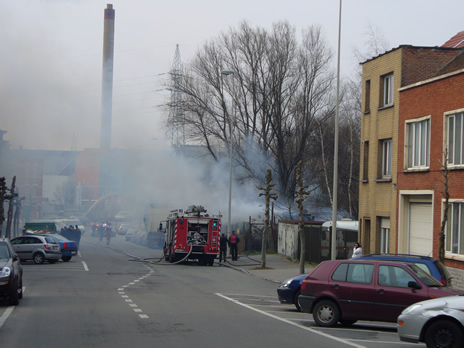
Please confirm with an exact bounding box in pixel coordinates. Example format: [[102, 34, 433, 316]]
[[0, 233, 424, 348]]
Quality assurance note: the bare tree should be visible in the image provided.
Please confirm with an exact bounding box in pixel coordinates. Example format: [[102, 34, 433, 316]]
[[167, 21, 335, 210], [438, 149, 451, 263], [296, 161, 310, 274], [257, 169, 278, 268]]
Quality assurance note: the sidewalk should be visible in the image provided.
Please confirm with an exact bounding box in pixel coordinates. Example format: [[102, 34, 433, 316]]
[[220, 253, 315, 283]]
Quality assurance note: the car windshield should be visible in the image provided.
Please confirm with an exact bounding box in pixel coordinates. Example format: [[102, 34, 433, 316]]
[[408, 264, 443, 287], [0, 244, 10, 259]]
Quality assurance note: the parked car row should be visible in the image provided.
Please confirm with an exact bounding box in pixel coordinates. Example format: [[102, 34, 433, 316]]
[[125, 228, 147, 246], [0, 238, 23, 306], [277, 253, 453, 312], [277, 254, 464, 348]]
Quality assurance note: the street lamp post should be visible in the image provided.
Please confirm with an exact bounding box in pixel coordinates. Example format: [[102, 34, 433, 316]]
[[221, 70, 234, 236], [331, 0, 342, 260]]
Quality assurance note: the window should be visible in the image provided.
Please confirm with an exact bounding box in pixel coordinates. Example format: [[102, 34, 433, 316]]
[[447, 112, 464, 165], [362, 141, 369, 181], [364, 80, 371, 113], [378, 265, 415, 288], [332, 263, 373, 284], [406, 118, 430, 169], [380, 218, 390, 253], [381, 139, 392, 178], [380, 73, 394, 107], [446, 202, 464, 255]]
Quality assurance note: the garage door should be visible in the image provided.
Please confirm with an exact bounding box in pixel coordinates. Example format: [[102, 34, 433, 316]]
[[409, 203, 433, 255]]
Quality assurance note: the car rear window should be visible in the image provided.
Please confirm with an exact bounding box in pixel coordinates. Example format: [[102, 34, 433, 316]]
[[332, 263, 373, 284], [412, 263, 432, 275], [434, 261, 451, 283], [45, 236, 58, 244]]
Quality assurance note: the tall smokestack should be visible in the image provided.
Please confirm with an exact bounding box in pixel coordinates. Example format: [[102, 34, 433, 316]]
[[100, 4, 115, 151], [99, 4, 115, 196]]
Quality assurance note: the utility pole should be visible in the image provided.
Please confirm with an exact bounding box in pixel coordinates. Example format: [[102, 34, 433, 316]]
[[0, 177, 6, 237]]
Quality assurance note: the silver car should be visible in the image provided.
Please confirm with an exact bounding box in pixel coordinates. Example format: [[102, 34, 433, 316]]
[[10, 235, 62, 264], [397, 295, 464, 347]]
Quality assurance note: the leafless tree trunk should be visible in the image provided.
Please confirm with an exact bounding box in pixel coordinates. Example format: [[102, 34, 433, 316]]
[[296, 161, 310, 274], [438, 149, 451, 263], [258, 169, 278, 268]]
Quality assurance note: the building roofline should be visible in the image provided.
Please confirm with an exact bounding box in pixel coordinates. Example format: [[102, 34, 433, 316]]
[[399, 67, 464, 92], [360, 45, 463, 65]]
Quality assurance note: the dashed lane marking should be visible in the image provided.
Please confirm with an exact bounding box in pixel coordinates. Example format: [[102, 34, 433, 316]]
[[117, 265, 154, 319]]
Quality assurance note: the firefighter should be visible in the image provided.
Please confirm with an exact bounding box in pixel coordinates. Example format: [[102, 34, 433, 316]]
[[105, 226, 112, 245], [219, 233, 228, 262], [228, 230, 240, 261]]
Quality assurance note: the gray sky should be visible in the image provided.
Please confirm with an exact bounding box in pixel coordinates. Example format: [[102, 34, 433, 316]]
[[2, 0, 463, 151]]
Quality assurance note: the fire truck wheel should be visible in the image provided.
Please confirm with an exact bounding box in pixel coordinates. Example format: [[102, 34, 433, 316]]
[[208, 258, 214, 266]]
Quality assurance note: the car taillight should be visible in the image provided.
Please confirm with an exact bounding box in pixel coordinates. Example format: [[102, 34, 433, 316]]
[[44, 244, 50, 250], [63, 242, 67, 249]]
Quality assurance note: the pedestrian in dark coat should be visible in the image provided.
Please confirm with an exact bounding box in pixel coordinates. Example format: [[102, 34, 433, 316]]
[[75, 225, 81, 249], [219, 233, 228, 262]]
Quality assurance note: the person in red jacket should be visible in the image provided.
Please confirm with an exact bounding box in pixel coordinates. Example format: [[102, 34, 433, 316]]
[[228, 231, 240, 261]]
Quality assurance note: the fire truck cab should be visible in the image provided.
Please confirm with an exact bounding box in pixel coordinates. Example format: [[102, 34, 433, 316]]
[[162, 205, 221, 265]]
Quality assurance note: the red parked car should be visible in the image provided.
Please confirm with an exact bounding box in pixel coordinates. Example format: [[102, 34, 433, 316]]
[[299, 259, 464, 327]]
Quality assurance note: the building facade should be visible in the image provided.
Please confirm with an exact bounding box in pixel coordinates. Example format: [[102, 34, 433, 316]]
[[398, 66, 464, 284], [360, 38, 464, 281]]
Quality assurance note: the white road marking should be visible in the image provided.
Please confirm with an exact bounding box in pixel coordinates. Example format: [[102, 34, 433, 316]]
[[117, 265, 154, 319], [216, 293, 365, 348], [0, 287, 26, 329], [0, 307, 14, 329]]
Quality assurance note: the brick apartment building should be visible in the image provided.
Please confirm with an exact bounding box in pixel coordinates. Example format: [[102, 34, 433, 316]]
[[359, 31, 464, 284]]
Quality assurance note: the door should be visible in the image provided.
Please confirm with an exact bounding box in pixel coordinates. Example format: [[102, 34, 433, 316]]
[[328, 262, 376, 321], [11, 237, 33, 260], [408, 203, 433, 255], [374, 264, 430, 322]]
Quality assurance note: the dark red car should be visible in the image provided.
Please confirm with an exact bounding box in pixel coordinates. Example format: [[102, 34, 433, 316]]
[[299, 259, 464, 327]]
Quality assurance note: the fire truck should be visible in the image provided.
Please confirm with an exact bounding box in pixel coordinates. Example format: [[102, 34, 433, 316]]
[[162, 205, 221, 265]]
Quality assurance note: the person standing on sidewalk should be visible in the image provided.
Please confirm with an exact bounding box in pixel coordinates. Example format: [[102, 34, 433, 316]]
[[228, 231, 240, 261], [219, 233, 228, 262], [352, 242, 362, 259]]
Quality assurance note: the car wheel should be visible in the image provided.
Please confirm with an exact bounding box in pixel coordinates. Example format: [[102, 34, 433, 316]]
[[33, 253, 45, 264], [339, 319, 357, 326], [425, 320, 463, 348], [62, 256, 72, 262], [313, 300, 340, 327], [8, 281, 19, 306], [293, 289, 302, 312]]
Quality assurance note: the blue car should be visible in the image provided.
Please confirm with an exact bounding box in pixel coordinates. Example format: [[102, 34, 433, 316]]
[[358, 254, 452, 286], [277, 253, 452, 311], [277, 273, 308, 311], [36, 234, 78, 262]]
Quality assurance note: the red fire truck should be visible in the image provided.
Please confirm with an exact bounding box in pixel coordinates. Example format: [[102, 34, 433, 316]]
[[162, 205, 221, 265]]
